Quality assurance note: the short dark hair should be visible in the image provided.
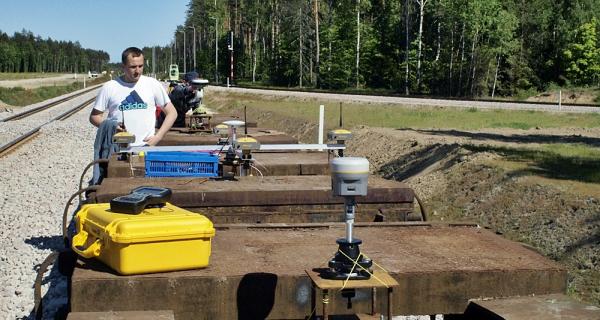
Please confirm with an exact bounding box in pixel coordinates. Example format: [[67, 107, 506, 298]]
[[121, 47, 144, 64]]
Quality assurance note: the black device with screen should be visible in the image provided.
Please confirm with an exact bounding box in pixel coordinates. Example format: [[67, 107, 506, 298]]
[[110, 186, 172, 214]]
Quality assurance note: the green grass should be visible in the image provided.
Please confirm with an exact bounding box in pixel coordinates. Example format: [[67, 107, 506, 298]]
[[208, 91, 600, 183], [208, 92, 600, 130], [467, 143, 600, 183], [0, 76, 107, 106], [539, 143, 600, 158], [0, 72, 67, 80]]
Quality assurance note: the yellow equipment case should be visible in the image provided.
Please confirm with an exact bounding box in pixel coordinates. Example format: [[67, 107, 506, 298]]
[[72, 202, 215, 275]]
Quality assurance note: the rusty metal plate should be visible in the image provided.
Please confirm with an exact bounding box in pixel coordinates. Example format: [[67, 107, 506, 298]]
[[194, 203, 414, 224], [168, 114, 258, 130], [94, 175, 414, 206], [70, 223, 567, 319], [158, 127, 297, 146], [94, 175, 415, 223], [66, 310, 175, 320], [107, 152, 331, 178], [465, 294, 600, 319]]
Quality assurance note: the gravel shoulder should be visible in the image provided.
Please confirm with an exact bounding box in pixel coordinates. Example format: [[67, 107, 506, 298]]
[[0, 93, 97, 319]]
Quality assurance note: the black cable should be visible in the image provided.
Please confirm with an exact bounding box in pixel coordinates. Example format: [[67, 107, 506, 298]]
[[33, 251, 59, 320], [215, 141, 227, 156], [244, 105, 248, 135], [63, 186, 99, 248], [34, 184, 102, 320], [78, 159, 109, 201]]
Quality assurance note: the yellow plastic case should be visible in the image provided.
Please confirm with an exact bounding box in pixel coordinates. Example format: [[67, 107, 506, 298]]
[[72, 202, 215, 275]]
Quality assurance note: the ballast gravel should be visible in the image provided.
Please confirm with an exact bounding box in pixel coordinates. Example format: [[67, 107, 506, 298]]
[[0, 90, 97, 320]]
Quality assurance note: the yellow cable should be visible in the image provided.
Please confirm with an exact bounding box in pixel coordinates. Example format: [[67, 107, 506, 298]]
[[306, 304, 317, 319], [129, 158, 134, 177], [336, 249, 389, 288], [361, 253, 389, 273], [340, 252, 361, 290]]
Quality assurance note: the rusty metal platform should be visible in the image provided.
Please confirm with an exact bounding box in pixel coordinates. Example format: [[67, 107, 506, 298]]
[[158, 127, 298, 146], [92, 175, 416, 223], [67, 310, 174, 320], [464, 294, 600, 319], [185, 113, 258, 128], [106, 152, 330, 178], [70, 223, 567, 319]]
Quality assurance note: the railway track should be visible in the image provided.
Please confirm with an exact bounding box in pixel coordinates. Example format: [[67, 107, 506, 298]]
[[0, 85, 100, 122], [0, 95, 96, 157]]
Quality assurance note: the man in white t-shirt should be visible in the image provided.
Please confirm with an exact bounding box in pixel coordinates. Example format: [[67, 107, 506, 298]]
[[89, 47, 177, 146]]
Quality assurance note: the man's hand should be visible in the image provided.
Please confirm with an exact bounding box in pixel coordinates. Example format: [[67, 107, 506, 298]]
[[143, 134, 162, 146], [147, 102, 177, 146]]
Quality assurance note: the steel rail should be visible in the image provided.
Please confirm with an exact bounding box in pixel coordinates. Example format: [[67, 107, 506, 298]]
[[0, 97, 96, 157], [55, 97, 96, 120], [0, 85, 100, 122], [0, 128, 41, 157]]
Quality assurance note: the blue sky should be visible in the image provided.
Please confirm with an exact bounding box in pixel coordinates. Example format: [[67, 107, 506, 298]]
[[0, 0, 189, 62]]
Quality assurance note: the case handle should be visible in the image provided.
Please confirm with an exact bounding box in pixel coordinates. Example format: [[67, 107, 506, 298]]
[[71, 230, 102, 258]]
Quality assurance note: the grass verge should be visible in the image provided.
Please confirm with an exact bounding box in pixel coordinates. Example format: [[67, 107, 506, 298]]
[[207, 91, 600, 131], [471, 143, 600, 181]]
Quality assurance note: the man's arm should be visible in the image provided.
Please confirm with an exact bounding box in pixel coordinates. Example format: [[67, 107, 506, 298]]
[[144, 102, 177, 146], [89, 84, 114, 129], [90, 108, 125, 132], [89, 109, 104, 128]]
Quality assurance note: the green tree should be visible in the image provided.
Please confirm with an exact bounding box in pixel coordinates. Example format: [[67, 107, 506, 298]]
[[563, 18, 600, 85]]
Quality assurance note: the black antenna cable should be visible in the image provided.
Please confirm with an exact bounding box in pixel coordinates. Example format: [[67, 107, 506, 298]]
[[244, 105, 248, 135], [339, 102, 343, 127]]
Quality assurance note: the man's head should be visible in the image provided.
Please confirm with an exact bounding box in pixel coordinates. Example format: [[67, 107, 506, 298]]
[[183, 71, 200, 93], [121, 47, 144, 83], [184, 71, 199, 83]]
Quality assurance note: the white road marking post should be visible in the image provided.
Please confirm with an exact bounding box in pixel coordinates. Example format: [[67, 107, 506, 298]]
[[318, 104, 325, 151]]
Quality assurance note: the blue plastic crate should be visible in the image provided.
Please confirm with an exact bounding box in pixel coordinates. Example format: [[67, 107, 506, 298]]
[[145, 151, 219, 177]]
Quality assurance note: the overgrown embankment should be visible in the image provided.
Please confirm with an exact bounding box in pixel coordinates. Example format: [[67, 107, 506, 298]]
[[208, 91, 600, 306]]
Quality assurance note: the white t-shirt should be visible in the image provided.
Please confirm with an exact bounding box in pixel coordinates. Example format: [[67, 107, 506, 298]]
[[93, 75, 171, 146]]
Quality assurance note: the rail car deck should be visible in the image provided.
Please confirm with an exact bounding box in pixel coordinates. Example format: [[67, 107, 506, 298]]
[[92, 175, 416, 223], [107, 152, 331, 178], [70, 223, 567, 319], [464, 294, 600, 319], [183, 113, 258, 128], [158, 127, 298, 146]]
